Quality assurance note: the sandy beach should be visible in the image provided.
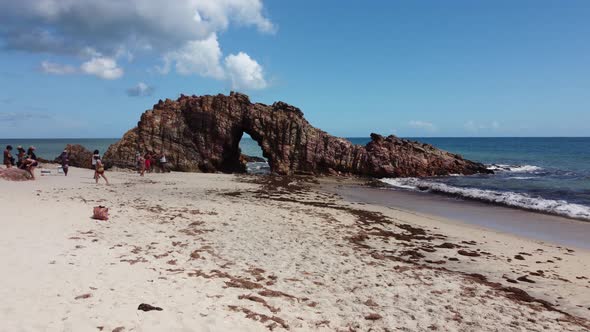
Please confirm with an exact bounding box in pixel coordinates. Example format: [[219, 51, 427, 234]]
[[1, 165, 589, 331]]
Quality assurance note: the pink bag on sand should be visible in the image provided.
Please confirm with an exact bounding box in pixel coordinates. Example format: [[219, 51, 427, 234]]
[[93, 206, 109, 221]]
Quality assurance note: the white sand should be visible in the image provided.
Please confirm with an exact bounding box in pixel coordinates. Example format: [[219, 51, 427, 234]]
[[0, 166, 588, 331]]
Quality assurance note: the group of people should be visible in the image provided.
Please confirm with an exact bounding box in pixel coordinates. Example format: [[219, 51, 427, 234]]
[[3, 145, 170, 184], [3, 145, 40, 179], [136, 152, 168, 176]]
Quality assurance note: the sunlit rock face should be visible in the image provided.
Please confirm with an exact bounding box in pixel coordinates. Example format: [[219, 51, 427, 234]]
[[105, 92, 491, 177]]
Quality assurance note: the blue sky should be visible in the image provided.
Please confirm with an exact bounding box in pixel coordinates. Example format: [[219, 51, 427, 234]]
[[0, 0, 589, 138]]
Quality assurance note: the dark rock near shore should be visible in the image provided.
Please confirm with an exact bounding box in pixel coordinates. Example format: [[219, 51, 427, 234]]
[[0, 168, 33, 181], [241, 154, 267, 163], [54, 144, 93, 169], [104, 92, 492, 177]]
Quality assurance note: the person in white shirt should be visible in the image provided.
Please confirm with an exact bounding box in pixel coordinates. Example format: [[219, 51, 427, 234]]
[[159, 152, 168, 173], [91, 149, 100, 179]]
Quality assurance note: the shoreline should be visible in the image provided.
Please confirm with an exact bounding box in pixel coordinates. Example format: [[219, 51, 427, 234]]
[[322, 179, 590, 250], [1, 166, 589, 330]]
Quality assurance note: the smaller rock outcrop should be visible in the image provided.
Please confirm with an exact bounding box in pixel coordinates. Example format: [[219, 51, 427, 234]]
[[241, 154, 267, 163], [54, 144, 93, 169], [0, 168, 33, 181]]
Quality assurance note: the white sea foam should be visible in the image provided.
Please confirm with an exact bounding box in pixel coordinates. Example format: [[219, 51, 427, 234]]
[[509, 165, 543, 172], [246, 161, 270, 174], [487, 164, 543, 173], [380, 178, 590, 221]]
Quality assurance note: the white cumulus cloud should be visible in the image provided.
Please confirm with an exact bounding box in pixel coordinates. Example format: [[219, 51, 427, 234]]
[[160, 34, 225, 79], [40, 61, 77, 75], [408, 120, 436, 131], [40, 57, 123, 79], [465, 120, 501, 132], [126, 82, 155, 97], [80, 56, 123, 80], [224, 52, 267, 90], [0, 0, 274, 85]]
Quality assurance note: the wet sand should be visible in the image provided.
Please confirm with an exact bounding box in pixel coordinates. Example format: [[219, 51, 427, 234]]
[[326, 182, 590, 250]]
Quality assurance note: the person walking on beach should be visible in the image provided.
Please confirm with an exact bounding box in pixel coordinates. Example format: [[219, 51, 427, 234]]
[[92, 150, 100, 179], [145, 152, 152, 173], [136, 152, 145, 176], [3, 145, 13, 168], [59, 149, 69, 176], [159, 152, 168, 173], [94, 155, 109, 185]]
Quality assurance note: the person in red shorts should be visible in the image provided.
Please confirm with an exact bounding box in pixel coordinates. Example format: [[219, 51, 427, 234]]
[[144, 152, 152, 173]]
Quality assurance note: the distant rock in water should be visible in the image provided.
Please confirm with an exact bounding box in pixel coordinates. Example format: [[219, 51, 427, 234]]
[[104, 92, 491, 177], [241, 154, 266, 163]]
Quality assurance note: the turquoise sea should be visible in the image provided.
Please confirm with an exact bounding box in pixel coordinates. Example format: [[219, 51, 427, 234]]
[[2, 137, 589, 220]]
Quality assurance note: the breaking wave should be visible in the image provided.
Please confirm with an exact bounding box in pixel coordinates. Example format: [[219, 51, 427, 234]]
[[487, 164, 543, 173], [380, 177, 590, 221]]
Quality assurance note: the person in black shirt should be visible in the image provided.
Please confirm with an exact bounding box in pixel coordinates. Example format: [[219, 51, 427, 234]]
[[16, 146, 25, 168], [27, 146, 37, 160]]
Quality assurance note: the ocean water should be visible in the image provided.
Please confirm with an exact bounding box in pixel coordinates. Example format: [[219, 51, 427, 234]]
[[3, 137, 589, 221], [368, 137, 590, 221], [0, 139, 119, 160], [240, 137, 590, 220]]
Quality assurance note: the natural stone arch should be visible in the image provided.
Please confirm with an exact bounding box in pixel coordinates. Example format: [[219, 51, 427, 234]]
[[104, 92, 491, 178]]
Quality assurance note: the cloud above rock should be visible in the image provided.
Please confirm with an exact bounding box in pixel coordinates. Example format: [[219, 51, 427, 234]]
[[40, 56, 123, 79], [40, 61, 77, 75], [159, 34, 225, 79], [225, 52, 267, 90], [0, 0, 274, 88], [0, 111, 52, 123], [80, 57, 124, 80], [126, 82, 155, 97]]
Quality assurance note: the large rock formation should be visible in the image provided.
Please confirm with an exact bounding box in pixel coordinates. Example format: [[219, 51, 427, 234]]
[[104, 92, 491, 178]]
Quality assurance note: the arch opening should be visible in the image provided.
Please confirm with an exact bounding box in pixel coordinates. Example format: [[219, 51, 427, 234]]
[[238, 132, 270, 174], [220, 129, 271, 175]]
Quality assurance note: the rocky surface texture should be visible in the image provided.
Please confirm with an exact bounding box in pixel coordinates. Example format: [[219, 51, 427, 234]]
[[240, 155, 266, 163], [0, 168, 33, 181], [55, 144, 93, 169], [105, 92, 491, 177]]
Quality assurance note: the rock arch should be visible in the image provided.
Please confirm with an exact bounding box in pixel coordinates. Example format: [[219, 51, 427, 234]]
[[104, 92, 491, 177]]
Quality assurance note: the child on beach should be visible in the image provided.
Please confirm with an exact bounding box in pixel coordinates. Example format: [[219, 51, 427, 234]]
[[94, 156, 109, 185]]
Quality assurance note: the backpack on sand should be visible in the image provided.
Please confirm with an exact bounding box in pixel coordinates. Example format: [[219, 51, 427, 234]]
[[92, 206, 109, 221]]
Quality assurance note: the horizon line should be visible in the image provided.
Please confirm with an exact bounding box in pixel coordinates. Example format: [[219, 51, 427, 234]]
[[2, 136, 590, 140]]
